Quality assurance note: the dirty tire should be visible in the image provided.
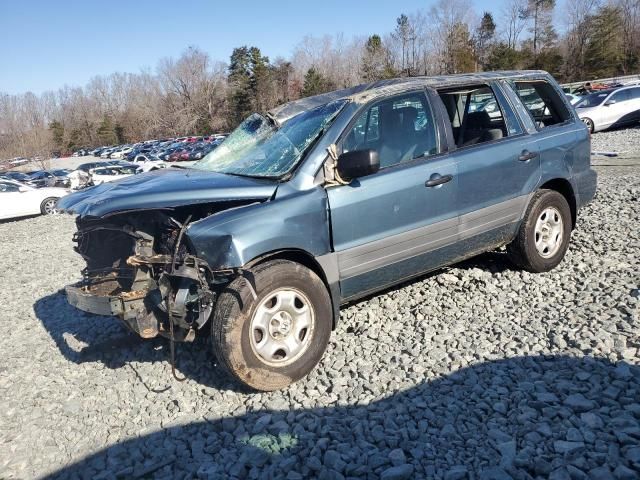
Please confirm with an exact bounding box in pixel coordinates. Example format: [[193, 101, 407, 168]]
[[212, 259, 332, 391], [40, 197, 58, 215], [507, 189, 572, 273]]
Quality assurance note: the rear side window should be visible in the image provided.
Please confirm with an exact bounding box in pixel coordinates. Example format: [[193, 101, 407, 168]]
[[610, 89, 631, 102], [630, 88, 640, 99], [511, 80, 571, 129], [437, 84, 517, 148]]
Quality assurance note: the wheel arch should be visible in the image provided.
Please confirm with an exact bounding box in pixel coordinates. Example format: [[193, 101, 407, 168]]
[[539, 178, 576, 228], [244, 248, 340, 329]]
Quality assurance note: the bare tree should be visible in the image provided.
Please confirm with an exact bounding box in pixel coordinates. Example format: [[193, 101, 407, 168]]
[[501, 0, 528, 49]]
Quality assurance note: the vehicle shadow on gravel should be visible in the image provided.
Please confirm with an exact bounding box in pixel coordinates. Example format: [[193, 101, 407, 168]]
[[44, 354, 640, 479], [33, 252, 516, 393], [33, 290, 241, 392]]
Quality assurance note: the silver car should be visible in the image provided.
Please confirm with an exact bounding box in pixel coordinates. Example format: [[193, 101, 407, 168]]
[[575, 85, 640, 133]]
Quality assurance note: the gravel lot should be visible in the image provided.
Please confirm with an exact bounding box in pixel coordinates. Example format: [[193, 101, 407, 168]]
[[590, 125, 640, 159], [1, 160, 639, 479]]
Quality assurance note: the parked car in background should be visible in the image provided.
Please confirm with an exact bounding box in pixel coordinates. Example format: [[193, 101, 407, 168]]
[[27, 170, 57, 188], [0, 171, 31, 183], [59, 71, 596, 391], [90, 165, 138, 184], [575, 85, 640, 132], [51, 169, 73, 185], [110, 146, 133, 159], [0, 179, 69, 220], [77, 161, 106, 173]]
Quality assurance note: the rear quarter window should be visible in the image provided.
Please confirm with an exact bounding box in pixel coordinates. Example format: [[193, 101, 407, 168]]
[[510, 80, 572, 129]]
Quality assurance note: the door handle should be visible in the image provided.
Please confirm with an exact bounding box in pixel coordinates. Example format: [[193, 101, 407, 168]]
[[425, 174, 453, 187], [518, 150, 538, 162]]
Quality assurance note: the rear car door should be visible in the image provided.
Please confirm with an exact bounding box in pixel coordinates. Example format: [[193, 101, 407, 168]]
[[435, 82, 539, 249], [327, 90, 458, 299], [508, 78, 583, 185], [603, 89, 633, 127], [630, 87, 640, 122]]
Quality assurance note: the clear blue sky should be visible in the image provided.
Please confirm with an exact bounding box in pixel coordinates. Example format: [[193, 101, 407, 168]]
[[1, 0, 520, 95]]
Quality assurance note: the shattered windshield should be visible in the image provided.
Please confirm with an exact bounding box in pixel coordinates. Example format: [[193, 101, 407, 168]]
[[194, 100, 347, 178]]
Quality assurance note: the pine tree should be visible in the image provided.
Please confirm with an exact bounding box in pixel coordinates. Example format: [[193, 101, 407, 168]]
[[486, 43, 522, 70], [249, 47, 271, 112], [475, 13, 496, 70], [48, 120, 64, 149], [519, 0, 556, 66], [228, 46, 254, 125], [96, 116, 117, 145], [302, 68, 334, 97], [584, 6, 625, 78], [446, 23, 476, 74]]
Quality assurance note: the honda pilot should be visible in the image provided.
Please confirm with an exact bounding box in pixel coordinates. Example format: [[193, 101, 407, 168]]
[[58, 70, 597, 391]]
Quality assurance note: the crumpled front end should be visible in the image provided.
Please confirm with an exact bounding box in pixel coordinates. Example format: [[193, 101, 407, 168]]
[[65, 206, 241, 341]]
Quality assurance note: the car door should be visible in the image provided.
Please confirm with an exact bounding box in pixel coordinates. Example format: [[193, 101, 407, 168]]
[[434, 82, 541, 255], [603, 89, 633, 127], [0, 182, 29, 219], [627, 87, 640, 122], [326, 90, 458, 300]]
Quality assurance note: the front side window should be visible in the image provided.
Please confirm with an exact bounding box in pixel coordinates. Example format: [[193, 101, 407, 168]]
[[343, 92, 438, 169], [196, 100, 347, 178], [0, 182, 19, 193], [511, 80, 571, 128]]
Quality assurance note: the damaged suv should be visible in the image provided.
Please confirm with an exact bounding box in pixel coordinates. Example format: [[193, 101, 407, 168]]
[[59, 71, 597, 391]]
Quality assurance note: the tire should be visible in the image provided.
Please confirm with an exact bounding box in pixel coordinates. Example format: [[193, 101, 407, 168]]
[[582, 117, 594, 133], [40, 197, 59, 215], [212, 259, 332, 391], [507, 189, 572, 273]]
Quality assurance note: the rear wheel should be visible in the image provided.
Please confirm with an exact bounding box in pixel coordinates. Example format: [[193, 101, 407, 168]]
[[507, 190, 572, 272], [212, 259, 332, 391], [40, 197, 59, 215]]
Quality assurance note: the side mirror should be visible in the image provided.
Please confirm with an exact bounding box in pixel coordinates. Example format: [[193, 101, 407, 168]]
[[336, 149, 380, 183], [604, 99, 616, 106]]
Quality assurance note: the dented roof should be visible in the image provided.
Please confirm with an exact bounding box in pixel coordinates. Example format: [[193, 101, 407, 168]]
[[268, 70, 549, 123]]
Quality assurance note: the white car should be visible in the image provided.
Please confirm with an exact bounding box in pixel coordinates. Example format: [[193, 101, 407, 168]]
[[110, 146, 133, 159], [0, 179, 69, 220], [575, 86, 640, 133], [90, 165, 138, 185]]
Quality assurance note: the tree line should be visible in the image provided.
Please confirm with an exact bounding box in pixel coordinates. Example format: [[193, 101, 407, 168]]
[[1, 0, 638, 162]]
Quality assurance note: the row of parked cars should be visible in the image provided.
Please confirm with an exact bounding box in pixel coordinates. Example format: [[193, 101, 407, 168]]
[[0, 160, 147, 220], [72, 134, 227, 164]]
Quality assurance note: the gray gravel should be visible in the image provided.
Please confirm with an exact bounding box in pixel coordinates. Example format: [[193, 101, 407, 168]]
[[0, 165, 639, 480], [590, 125, 640, 158]]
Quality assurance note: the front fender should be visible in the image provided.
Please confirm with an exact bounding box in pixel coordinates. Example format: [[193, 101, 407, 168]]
[[185, 187, 331, 269]]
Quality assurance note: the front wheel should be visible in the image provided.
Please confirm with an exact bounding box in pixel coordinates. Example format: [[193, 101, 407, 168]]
[[582, 117, 594, 133], [507, 190, 572, 272], [40, 197, 59, 215], [212, 259, 332, 391]]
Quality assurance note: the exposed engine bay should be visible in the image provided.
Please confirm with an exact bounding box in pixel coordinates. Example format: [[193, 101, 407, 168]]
[[65, 202, 250, 342]]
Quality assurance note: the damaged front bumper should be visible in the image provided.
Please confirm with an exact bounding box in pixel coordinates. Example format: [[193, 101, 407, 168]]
[[66, 275, 165, 339]]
